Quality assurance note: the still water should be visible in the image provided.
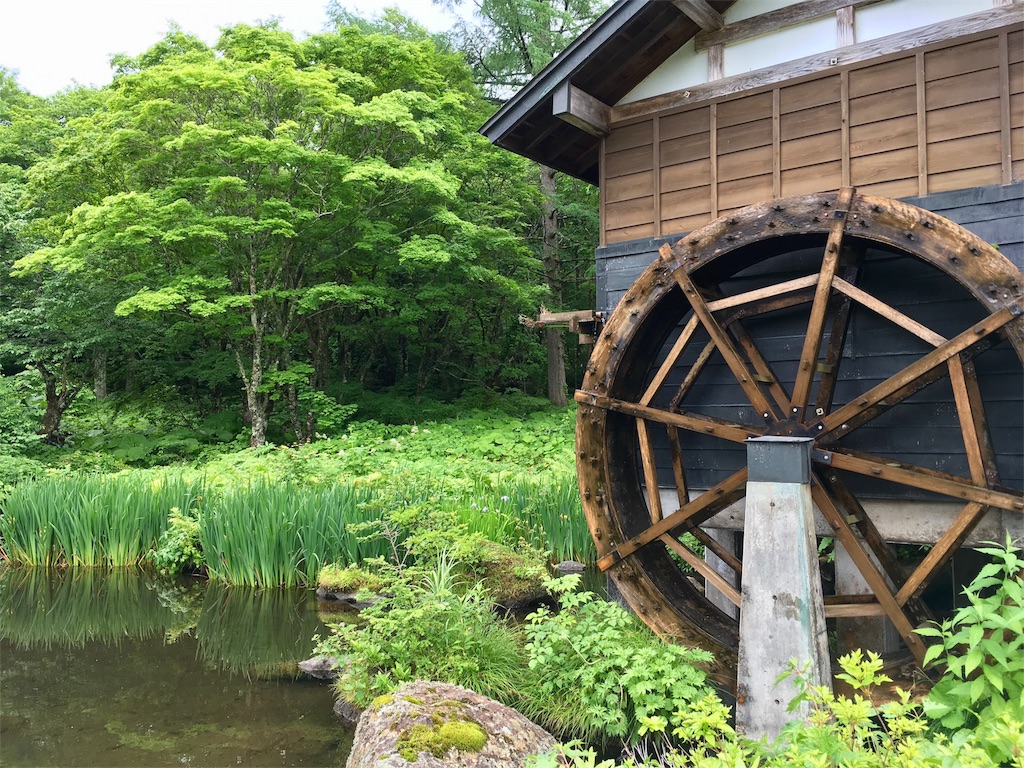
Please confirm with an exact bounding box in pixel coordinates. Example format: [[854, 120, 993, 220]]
[[0, 568, 353, 767]]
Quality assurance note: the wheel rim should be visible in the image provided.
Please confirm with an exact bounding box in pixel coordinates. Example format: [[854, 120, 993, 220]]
[[576, 189, 1024, 665]]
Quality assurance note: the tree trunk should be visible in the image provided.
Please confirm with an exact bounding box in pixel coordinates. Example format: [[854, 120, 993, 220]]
[[93, 349, 108, 399], [37, 363, 83, 445], [540, 164, 567, 406]]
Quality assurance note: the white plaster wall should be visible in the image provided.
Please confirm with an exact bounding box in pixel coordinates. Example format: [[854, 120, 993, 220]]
[[619, 39, 708, 104], [725, 17, 835, 77], [856, 0, 994, 42], [615, 0, 997, 106]]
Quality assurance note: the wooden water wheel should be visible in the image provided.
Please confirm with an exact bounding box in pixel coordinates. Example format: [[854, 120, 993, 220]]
[[575, 188, 1024, 666]]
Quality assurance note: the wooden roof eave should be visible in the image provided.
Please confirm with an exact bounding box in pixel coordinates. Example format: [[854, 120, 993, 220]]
[[480, 0, 737, 183]]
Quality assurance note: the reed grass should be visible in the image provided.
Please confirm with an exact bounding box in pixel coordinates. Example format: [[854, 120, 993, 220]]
[[449, 473, 595, 563], [200, 481, 391, 588], [0, 474, 202, 567]]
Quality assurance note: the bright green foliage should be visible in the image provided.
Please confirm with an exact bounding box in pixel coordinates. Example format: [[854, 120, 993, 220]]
[[917, 535, 1024, 764], [0, 473, 201, 566], [322, 556, 529, 707], [523, 575, 715, 746], [533, 647, 1023, 768], [147, 508, 204, 575]]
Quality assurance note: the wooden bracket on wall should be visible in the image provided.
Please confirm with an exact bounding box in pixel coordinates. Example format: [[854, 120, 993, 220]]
[[552, 83, 611, 137]]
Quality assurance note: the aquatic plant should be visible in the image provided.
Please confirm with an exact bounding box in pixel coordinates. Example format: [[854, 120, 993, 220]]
[[199, 481, 391, 587], [0, 473, 202, 567]]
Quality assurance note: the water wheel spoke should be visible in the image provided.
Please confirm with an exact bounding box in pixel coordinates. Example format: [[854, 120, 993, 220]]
[[791, 186, 856, 418], [814, 445, 1023, 512], [810, 481, 927, 665], [661, 534, 742, 608], [672, 267, 778, 421], [669, 339, 716, 410], [896, 502, 989, 606], [726, 315, 792, 412], [575, 390, 762, 444], [596, 469, 748, 571], [949, 355, 999, 487], [819, 335, 999, 442], [814, 470, 934, 625], [814, 259, 863, 416], [641, 314, 700, 407], [705, 273, 819, 313], [818, 305, 1018, 438], [666, 425, 689, 507], [833, 275, 946, 347], [636, 418, 664, 524]]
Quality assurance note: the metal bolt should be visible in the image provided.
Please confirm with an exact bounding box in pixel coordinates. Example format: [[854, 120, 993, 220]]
[[762, 412, 769, 418], [815, 407, 825, 416], [792, 406, 799, 414], [817, 424, 824, 431]]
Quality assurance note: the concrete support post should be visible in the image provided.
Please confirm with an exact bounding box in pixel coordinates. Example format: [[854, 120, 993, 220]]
[[736, 437, 832, 740], [834, 543, 901, 656], [704, 528, 739, 619]]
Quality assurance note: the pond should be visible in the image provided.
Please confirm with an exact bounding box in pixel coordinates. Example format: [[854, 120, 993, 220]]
[[0, 568, 352, 767]]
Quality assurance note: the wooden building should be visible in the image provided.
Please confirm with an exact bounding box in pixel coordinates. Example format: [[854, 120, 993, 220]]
[[485, 0, 1024, 659]]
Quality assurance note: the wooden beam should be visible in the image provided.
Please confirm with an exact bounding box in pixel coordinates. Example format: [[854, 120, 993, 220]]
[[837, 5, 856, 48], [552, 82, 611, 137], [614, 5, 1024, 124], [575, 390, 762, 445], [672, 0, 724, 32], [695, 0, 883, 52]]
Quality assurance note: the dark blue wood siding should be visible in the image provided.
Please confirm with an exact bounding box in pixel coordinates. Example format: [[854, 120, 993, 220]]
[[593, 183, 1024, 496]]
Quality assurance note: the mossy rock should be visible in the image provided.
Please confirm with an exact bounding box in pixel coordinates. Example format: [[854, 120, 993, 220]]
[[465, 540, 548, 611], [317, 564, 384, 594], [346, 680, 555, 767]]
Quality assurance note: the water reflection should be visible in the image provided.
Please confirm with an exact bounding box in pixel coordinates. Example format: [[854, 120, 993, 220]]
[[0, 567, 351, 767]]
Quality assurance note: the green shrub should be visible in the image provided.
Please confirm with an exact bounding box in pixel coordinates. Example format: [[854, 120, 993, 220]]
[[320, 555, 529, 707], [148, 508, 204, 575], [917, 535, 1024, 765], [523, 575, 715, 746], [317, 564, 385, 594]]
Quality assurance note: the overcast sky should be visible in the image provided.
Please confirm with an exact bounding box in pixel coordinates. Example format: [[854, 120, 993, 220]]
[[1, 1, 461, 97]]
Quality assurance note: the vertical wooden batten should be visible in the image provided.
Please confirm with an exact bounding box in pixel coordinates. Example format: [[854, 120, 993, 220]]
[[772, 89, 782, 198], [653, 117, 662, 236], [999, 32, 1013, 184], [599, 136, 607, 246], [916, 52, 928, 196], [710, 103, 719, 218], [837, 5, 855, 48], [841, 71, 851, 186]]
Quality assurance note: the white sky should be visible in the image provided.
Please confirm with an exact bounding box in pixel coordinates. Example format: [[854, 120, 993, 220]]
[[1, 1, 461, 97]]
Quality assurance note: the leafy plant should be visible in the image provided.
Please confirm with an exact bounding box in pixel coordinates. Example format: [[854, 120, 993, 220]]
[[917, 534, 1024, 764], [523, 575, 715, 746], [147, 507, 204, 575], [319, 554, 529, 707]]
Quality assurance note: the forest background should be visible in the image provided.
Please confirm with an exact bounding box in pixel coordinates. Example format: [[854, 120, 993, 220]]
[[0, 0, 606, 460]]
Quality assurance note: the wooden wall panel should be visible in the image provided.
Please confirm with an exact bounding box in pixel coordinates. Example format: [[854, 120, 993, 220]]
[[601, 28, 1020, 243]]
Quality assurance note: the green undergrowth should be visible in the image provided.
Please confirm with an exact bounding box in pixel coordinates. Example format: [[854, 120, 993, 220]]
[[0, 407, 595, 582], [531, 539, 1024, 768]]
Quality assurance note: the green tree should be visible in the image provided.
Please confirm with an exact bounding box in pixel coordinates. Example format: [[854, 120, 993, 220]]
[[15, 22, 547, 445], [438, 0, 605, 405]]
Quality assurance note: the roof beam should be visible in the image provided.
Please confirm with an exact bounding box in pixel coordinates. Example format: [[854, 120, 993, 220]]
[[672, 0, 725, 31], [695, 0, 885, 52], [552, 82, 611, 137]]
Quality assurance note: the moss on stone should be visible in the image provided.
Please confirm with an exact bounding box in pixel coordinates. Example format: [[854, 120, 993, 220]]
[[404, 695, 424, 705], [371, 694, 394, 710], [395, 717, 487, 761], [469, 539, 547, 605], [317, 564, 384, 594]]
